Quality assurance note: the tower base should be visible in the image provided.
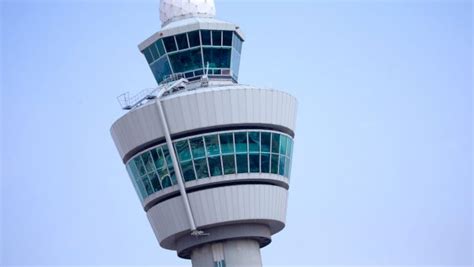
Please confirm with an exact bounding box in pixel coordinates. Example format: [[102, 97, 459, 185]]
[[191, 239, 263, 267]]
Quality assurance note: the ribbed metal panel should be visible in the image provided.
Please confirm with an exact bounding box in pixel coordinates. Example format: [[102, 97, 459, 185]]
[[111, 86, 297, 161], [147, 184, 288, 250]]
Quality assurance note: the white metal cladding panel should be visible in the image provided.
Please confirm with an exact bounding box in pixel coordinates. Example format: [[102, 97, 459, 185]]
[[146, 185, 288, 245], [111, 87, 297, 160]]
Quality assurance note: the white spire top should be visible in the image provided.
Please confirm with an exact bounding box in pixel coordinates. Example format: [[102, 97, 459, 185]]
[[160, 0, 216, 26]]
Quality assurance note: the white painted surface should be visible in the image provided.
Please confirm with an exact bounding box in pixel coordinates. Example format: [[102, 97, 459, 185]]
[[147, 184, 288, 249], [111, 86, 298, 161]]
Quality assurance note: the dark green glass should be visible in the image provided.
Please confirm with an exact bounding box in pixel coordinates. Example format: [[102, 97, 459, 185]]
[[142, 152, 155, 173], [163, 36, 177, 52], [134, 157, 147, 176], [249, 153, 260, 173], [205, 135, 220, 156], [180, 161, 196, 181], [169, 48, 203, 73], [248, 132, 260, 153], [141, 176, 154, 195], [271, 133, 280, 154], [219, 133, 234, 154], [236, 154, 248, 174], [149, 44, 159, 61], [208, 156, 223, 177], [279, 135, 288, 156], [190, 137, 206, 159], [201, 30, 211, 45], [169, 168, 177, 185], [285, 157, 291, 178], [161, 175, 172, 189], [223, 31, 233, 46], [188, 31, 200, 47], [135, 178, 147, 201], [203, 48, 231, 68], [271, 154, 279, 174], [261, 132, 271, 153], [212, 30, 222, 46], [175, 140, 191, 162], [128, 160, 141, 179], [234, 132, 248, 154], [144, 48, 154, 64], [175, 33, 189, 50], [162, 146, 173, 166], [194, 158, 209, 179], [150, 57, 172, 83], [222, 155, 236, 175], [157, 167, 168, 180], [279, 156, 285, 176], [151, 148, 165, 170], [261, 153, 270, 173], [155, 40, 166, 56], [149, 173, 161, 192]]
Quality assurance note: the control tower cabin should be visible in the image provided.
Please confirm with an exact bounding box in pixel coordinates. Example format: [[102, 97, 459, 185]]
[[110, 0, 297, 266]]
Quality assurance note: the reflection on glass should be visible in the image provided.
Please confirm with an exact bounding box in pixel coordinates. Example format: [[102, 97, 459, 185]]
[[208, 156, 223, 177], [222, 155, 236, 175], [194, 159, 209, 179], [188, 31, 200, 47], [205, 135, 220, 156]]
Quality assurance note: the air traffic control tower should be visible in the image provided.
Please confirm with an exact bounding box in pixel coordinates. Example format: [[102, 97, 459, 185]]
[[111, 0, 297, 266]]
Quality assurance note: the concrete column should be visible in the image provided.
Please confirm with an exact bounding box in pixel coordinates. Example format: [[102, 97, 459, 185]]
[[191, 239, 263, 267]]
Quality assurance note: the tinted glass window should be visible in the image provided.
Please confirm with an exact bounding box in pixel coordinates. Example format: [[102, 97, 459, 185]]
[[188, 31, 201, 47], [236, 154, 248, 173], [234, 132, 248, 154], [149, 45, 159, 61], [248, 132, 260, 153], [163, 36, 177, 52], [203, 48, 231, 68], [223, 31, 233, 46], [150, 57, 172, 83], [149, 173, 161, 191], [144, 48, 154, 64], [271, 133, 280, 154], [220, 133, 234, 154], [233, 33, 243, 53], [194, 159, 209, 179], [208, 156, 223, 177], [212, 30, 222, 46], [271, 154, 279, 174], [142, 176, 154, 195], [201, 30, 211, 45], [261, 132, 271, 153], [134, 157, 147, 176], [261, 153, 270, 173], [190, 137, 206, 159], [151, 148, 165, 170], [176, 33, 189, 50], [222, 155, 236, 175], [155, 39, 166, 56], [181, 161, 196, 181], [249, 154, 260, 173], [176, 140, 191, 161], [205, 135, 220, 156], [169, 48, 203, 73]]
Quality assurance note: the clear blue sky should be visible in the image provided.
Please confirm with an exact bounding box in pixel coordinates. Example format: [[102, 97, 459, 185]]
[[1, 0, 472, 266]]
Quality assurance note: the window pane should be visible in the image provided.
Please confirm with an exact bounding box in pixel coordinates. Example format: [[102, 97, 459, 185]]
[[162, 146, 173, 166], [149, 173, 161, 192], [212, 30, 222, 46], [190, 137, 206, 159], [223, 31, 233, 46], [233, 33, 243, 53], [201, 30, 211, 45], [150, 56, 172, 83], [194, 158, 209, 179], [181, 161, 196, 181], [208, 156, 223, 176], [144, 48, 154, 64], [222, 155, 236, 175], [234, 132, 248, 154], [151, 148, 165, 170], [249, 153, 260, 173], [169, 48, 203, 73], [231, 47, 241, 79], [261, 153, 270, 173], [271, 133, 280, 154], [203, 48, 231, 68], [279, 156, 285, 176], [205, 135, 220, 156], [287, 138, 293, 158], [163, 36, 177, 52], [271, 154, 279, 174], [169, 168, 177, 185], [279, 135, 288, 156], [236, 154, 248, 173], [219, 133, 234, 154], [141, 176, 154, 195], [175, 140, 191, 161], [141, 152, 155, 173], [175, 33, 189, 50], [134, 158, 147, 176], [248, 132, 260, 153], [285, 157, 291, 178], [149, 44, 159, 61], [155, 40, 166, 56], [158, 167, 168, 180], [128, 160, 141, 179], [135, 178, 147, 201], [188, 31, 200, 47], [261, 132, 271, 153], [161, 175, 172, 188]]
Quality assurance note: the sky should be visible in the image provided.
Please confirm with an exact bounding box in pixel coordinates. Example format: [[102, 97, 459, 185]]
[[1, 0, 472, 266]]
